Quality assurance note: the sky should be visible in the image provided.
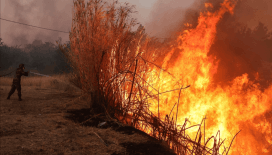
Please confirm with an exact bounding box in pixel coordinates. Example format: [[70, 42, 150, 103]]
[[0, 0, 195, 47], [0, 0, 271, 47]]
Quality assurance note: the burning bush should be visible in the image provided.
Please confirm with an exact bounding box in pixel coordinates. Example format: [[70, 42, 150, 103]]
[[56, 0, 260, 154]]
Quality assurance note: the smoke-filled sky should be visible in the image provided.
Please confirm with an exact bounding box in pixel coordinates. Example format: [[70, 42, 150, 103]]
[[0, 0, 195, 46], [0, 0, 271, 46]]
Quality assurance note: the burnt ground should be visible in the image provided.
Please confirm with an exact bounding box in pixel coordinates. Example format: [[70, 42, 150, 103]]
[[0, 86, 176, 155]]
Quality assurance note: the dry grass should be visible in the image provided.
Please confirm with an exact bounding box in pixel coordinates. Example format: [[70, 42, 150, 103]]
[[55, 0, 239, 155], [0, 73, 81, 94]]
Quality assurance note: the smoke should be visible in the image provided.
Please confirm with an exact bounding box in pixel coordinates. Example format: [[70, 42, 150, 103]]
[[2, 0, 72, 47], [145, 0, 272, 40], [232, 0, 272, 30], [144, 0, 199, 39], [202, 0, 272, 90]]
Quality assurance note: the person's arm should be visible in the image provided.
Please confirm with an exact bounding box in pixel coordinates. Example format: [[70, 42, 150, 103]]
[[21, 70, 29, 76]]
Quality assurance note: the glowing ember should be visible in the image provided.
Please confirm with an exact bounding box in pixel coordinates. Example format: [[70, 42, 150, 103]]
[[145, 0, 272, 154]]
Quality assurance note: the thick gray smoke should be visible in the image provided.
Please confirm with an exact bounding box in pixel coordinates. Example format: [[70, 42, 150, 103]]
[[2, 0, 72, 47], [2, 0, 271, 46], [145, 0, 272, 38], [144, 0, 200, 39]]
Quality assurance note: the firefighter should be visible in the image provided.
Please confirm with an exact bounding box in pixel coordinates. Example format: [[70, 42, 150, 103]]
[[7, 64, 29, 101]]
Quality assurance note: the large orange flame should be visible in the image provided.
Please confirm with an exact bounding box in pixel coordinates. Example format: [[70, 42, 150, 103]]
[[146, 0, 272, 154]]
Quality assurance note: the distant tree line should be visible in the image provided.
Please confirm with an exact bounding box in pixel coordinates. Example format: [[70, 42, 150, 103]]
[[209, 19, 272, 89], [0, 38, 72, 76]]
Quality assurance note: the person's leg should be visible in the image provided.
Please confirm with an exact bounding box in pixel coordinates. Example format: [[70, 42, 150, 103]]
[[7, 84, 16, 99], [17, 85, 22, 101]]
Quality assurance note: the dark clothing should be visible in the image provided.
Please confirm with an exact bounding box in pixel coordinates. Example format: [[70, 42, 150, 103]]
[[13, 68, 29, 84], [8, 83, 22, 98], [7, 68, 28, 100]]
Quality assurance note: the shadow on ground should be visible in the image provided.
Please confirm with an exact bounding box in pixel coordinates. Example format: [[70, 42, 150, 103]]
[[0, 85, 176, 155], [65, 108, 177, 155]]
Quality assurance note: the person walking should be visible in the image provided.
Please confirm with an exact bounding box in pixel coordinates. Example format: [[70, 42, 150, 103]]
[[7, 64, 29, 101]]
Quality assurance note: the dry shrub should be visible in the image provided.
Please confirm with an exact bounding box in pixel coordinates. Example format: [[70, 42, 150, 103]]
[[67, 71, 83, 90], [57, 0, 237, 154]]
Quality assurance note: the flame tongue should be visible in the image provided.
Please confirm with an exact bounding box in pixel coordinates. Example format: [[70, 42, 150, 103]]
[[147, 0, 272, 154]]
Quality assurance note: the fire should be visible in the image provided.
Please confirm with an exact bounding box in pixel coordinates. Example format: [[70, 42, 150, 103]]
[[145, 0, 272, 154]]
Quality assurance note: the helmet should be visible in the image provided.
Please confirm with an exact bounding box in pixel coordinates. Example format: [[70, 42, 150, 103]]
[[19, 64, 25, 69]]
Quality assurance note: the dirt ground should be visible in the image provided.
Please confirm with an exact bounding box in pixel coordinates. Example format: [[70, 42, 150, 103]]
[[0, 85, 176, 155]]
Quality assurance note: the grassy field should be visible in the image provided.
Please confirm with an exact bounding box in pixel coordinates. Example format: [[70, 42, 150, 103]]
[[0, 73, 80, 94], [0, 74, 176, 155]]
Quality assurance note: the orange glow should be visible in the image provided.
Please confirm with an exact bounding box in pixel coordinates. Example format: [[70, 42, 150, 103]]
[[143, 0, 272, 154]]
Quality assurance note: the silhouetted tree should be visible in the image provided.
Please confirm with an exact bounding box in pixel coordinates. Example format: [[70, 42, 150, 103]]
[[0, 38, 71, 75], [0, 38, 3, 46], [209, 17, 272, 90]]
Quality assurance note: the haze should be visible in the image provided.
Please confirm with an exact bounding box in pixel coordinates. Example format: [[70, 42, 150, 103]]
[[0, 0, 271, 46]]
